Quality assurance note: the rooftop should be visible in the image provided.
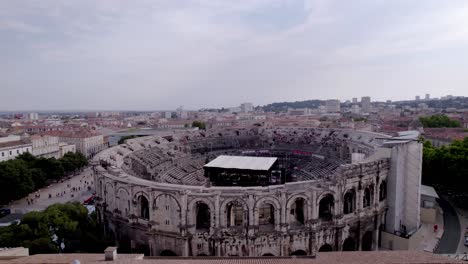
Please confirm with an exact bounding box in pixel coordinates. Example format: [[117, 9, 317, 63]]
[[204, 155, 278, 171], [0, 251, 461, 264]]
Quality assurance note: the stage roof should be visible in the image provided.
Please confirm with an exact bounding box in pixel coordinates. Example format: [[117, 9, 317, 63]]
[[204, 155, 277, 171]]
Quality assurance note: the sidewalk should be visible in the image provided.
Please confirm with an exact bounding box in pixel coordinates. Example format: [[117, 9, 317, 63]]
[[7, 167, 95, 214], [416, 206, 444, 253]]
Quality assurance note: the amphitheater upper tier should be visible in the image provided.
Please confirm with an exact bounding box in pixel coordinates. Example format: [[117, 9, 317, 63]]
[[96, 127, 389, 186]]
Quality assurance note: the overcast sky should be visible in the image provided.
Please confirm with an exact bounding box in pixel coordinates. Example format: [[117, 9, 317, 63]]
[[1, 0, 468, 111]]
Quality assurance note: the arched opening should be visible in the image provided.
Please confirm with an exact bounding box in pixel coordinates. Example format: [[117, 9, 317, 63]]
[[259, 202, 275, 230], [196, 202, 211, 230], [343, 190, 356, 214], [290, 198, 305, 225], [363, 186, 373, 208], [379, 181, 387, 201], [226, 202, 244, 227], [262, 253, 274, 256], [319, 194, 334, 221], [138, 195, 149, 220], [362, 231, 373, 251], [134, 244, 150, 256], [160, 250, 177, 256], [290, 250, 307, 256], [197, 253, 208, 256], [318, 244, 333, 252], [342, 237, 356, 251]]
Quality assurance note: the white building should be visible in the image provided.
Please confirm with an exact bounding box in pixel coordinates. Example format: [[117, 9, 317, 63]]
[[46, 131, 105, 158], [0, 136, 32, 162], [325, 99, 340, 113], [31, 135, 60, 159], [361, 96, 371, 113], [240, 103, 254, 113], [27, 112, 39, 120], [59, 142, 76, 157], [351, 105, 361, 114]]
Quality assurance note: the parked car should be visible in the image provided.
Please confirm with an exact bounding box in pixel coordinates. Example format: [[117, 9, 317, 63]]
[[464, 228, 468, 246], [0, 208, 11, 218]]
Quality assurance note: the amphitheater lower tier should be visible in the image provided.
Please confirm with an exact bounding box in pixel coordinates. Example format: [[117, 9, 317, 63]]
[[95, 158, 389, 257]]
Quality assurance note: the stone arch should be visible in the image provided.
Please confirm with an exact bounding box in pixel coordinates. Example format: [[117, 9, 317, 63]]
[[286, 194, 309, 225], [290, 250, 307, 256], [254, 197, 281, 229], [152, 193, 182, 232], [188, 197, 215, 230], [136, 194, 149, 220], [342, 237, 356, 251], [318, 243, 333, 252], [362, 231, 373, 251], [104, 182, 115, 211], [343, 189, 356, 214], [220, 198, 248, 227], [318, 193, 335, 221], [262, 253, 274, 256], [116, 187, 130, 216], [363, 185, 373, 208], [379, 180, 387, 201]]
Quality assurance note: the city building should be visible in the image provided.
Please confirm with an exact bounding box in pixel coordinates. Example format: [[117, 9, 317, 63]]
[[240, 103, 254, 113], [325, 99, 340, 113], [45, 130, 105, 158], [31, 135, 60, 159], [415, 96, 420, 101], [27, 112, 39, 120], [352, 98, 358, 104], [425, 94, 430, 100], [59, 142, 76, 157], [0, 135, 32, 162], [361, 96, 371, 113]]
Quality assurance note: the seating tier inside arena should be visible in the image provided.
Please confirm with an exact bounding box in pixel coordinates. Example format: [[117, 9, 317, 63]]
[[112, 128, 382, 186]]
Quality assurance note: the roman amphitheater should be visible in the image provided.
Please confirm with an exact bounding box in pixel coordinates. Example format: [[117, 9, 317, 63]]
[[93, 127, 422, 257]]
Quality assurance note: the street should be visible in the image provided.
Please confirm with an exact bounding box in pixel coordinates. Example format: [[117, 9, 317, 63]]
[[436, 198, 461, 254], [7, 167, 95, 214]]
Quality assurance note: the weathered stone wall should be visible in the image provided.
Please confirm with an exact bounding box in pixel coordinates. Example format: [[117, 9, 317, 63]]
[[95, 158, 389, 256]]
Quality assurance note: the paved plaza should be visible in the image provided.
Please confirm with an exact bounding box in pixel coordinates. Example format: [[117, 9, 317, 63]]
[[7, 167, 95, 214]]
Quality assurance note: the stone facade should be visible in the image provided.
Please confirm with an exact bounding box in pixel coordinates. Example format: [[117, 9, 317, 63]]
[[93, 127, 421, 257]]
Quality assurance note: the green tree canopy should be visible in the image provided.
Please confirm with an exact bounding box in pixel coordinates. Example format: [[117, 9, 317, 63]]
[[0, 152, 88, 204], [422, 137, 468, 207], [0, 203, 110, 254], [419, 114, 461, 128], [192, 120, 206, 130]]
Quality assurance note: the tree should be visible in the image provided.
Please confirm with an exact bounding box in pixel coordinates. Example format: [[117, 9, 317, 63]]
[[0, 152, 88, 204], [0, 203, 110, 255], [422, 137, 468, 208], [0, 159, 34, 204], [192, 121, 206, 130], [419, 114, 461, 128]]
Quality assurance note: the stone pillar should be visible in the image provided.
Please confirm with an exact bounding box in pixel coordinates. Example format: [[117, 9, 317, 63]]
[[280, 191, 287, 232], [180, 191, 188, 237], [248, 193, 255, 236], [311, 190, 317, 219]]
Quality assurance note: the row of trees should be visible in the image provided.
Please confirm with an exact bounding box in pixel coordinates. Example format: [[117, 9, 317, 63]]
[[0, 203, 109, 254], [192, 120, 206, 130], [419, 114, 461, 128], [422, 137, 468, 207], [0, 152, 88, 205]]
